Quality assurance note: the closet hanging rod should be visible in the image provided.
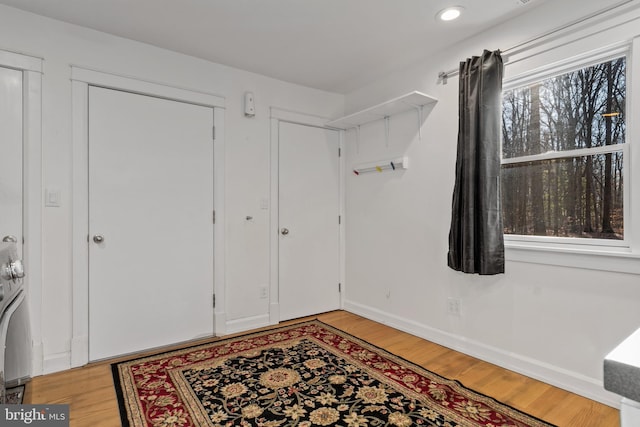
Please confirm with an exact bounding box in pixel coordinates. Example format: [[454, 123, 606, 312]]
[[437, 0, 634, 84]]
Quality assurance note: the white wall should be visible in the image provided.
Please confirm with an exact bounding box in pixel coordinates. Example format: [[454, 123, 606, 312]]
[[0, 5, 343, 373], [3, 0, 638, 408], [343, 0, 640, 408]]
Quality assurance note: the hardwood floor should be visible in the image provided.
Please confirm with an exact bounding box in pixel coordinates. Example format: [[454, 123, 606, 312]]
[[24, 310, 620, 426]]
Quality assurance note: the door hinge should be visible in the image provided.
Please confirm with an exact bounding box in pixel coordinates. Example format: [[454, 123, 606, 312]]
[[339, 215, 341, 225], [212, 125, 216, 141], [213, 210, 216, 224], [338, 147, 341, 157], [338, 283, 342, 293], [213, 294, 216, 308]]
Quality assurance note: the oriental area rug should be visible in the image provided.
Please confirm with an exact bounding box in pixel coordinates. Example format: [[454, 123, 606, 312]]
[[112, 320, 555, 427]]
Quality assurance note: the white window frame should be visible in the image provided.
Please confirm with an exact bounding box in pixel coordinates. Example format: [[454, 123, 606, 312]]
[[501, 41, 640, 274]]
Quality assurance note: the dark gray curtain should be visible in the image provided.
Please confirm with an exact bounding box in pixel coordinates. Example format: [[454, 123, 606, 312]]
[[447, 50, 505, 275]]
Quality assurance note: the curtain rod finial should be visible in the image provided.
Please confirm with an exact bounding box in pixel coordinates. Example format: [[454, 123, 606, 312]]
[[438, 72, 448, 85]]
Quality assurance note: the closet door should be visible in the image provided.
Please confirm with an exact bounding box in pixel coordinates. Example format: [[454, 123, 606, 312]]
[[88, 86, 214, 360], [278, 122, 340, 320]]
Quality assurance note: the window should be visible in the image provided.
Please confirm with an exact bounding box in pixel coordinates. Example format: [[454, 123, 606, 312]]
[[501, 56, 626, 244]]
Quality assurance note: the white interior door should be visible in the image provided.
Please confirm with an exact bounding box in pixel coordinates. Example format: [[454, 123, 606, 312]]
[[88, 86, 214, 361], [0, 67, 23, 251], [278, 122, 340, 321]]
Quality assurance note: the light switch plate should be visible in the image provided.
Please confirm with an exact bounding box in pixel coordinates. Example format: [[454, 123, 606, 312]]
[[45, 189, 61, 207]]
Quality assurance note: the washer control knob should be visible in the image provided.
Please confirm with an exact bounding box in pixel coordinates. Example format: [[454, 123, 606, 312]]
[[10, 259, 25, 280], [1, 263, 12, 281]]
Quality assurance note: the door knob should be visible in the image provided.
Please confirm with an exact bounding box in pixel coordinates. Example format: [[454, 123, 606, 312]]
[[281, 228, 289, 236], [2, 235, 17, 243], [93, 235, 104, 244]]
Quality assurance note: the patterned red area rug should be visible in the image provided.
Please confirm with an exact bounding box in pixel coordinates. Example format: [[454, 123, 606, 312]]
[[112, 320, 555, 427]]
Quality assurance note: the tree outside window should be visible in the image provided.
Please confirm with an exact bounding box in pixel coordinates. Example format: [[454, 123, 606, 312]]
[[501, 56, 626, 240]]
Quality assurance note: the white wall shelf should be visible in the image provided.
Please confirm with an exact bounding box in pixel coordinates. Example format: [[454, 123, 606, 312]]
[[326, 91, 437, 130]]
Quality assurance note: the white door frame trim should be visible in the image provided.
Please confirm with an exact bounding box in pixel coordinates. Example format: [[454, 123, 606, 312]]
[[0, 49, 43, 376], [268, 107, 345, 326], [70, 67, 227, 367], [0, 49, 42, 73]]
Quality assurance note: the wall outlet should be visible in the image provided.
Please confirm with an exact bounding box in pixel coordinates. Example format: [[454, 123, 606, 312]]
[[259, 286, 268, 299], [447, 297, 461, 316]]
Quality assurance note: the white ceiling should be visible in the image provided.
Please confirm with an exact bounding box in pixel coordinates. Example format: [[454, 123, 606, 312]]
[[0, 0, 548, 93]]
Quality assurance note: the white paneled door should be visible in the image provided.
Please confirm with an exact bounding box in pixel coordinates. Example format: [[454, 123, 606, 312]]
[[88, 86, 214, 361], [0, 67, 23, 251], [278, 122, 340, 321]]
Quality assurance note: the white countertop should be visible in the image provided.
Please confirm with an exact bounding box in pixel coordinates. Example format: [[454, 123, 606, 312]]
[[606, 328, 640, 369]]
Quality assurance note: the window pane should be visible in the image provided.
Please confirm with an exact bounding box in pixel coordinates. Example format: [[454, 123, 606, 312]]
[[502, 57, 626, 159], [501, 153, 623, 239]]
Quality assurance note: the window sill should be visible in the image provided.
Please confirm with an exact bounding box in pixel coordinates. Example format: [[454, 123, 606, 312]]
[[505, 243, 640, 275]]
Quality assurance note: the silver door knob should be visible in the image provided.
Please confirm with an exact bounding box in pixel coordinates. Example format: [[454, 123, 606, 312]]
[[93, 235, 104, 243], [2, 235, 17, 243], [281, 228, 289, 235]]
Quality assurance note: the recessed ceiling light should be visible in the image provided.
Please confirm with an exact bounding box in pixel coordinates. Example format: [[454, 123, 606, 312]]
[[437, 6, 464, 21]]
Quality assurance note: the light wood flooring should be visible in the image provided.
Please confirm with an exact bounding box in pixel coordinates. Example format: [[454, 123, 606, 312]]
[[24, 310, 619, 426]]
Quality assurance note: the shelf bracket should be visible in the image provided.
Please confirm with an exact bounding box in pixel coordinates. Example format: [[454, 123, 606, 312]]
[[384, 116, 390, 147], [418, 105, 423, 142]]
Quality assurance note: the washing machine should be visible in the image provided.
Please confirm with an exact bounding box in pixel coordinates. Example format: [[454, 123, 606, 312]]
[[0, 241, 31, 403]]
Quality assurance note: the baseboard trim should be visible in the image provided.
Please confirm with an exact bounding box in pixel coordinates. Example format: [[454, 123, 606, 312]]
[[225, 314, 271, 335], [343, 300, 622, 409], [42, 352, 70, 375]]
